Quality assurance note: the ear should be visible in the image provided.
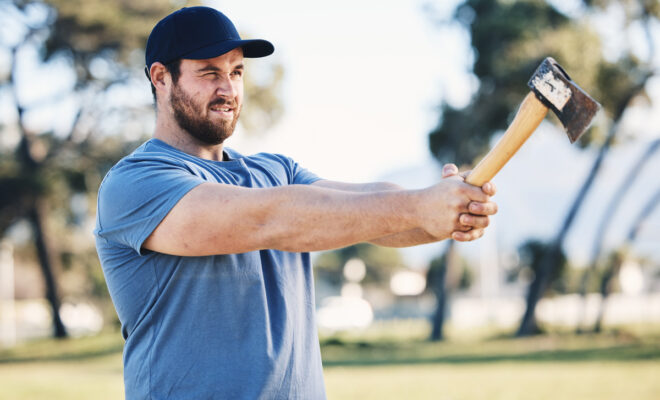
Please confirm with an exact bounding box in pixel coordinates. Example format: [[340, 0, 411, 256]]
[[149, 62, 170, 92]]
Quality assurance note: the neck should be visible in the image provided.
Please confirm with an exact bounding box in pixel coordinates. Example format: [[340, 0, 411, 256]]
[[154, 111, 226, 161]]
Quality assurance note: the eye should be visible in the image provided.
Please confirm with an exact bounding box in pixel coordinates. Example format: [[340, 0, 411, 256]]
[[202, 72, 219, 79], [231, 70, 243, 78]]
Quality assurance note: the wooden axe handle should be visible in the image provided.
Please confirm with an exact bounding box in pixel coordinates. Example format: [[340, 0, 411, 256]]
[[465, 92, 549, 187]]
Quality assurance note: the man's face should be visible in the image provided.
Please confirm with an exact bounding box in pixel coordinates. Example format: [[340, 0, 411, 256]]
[[168, 48, 245, 145]]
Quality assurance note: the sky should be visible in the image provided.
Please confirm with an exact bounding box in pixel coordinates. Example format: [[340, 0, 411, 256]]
[[210, 0, 470, 183]]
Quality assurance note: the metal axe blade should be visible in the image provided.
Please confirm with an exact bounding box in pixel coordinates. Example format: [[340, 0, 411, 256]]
[[465, 57, 602, 187], [528, 57, 601, 143]]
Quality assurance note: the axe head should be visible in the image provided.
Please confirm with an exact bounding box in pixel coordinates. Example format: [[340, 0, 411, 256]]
[[527, 57, 601, 143]]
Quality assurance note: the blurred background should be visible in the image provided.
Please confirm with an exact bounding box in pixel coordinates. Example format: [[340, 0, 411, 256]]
[[1, 0, 659, 399]]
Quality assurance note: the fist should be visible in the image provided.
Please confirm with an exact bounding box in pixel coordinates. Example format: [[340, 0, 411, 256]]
[[441, 163, 498, 242]]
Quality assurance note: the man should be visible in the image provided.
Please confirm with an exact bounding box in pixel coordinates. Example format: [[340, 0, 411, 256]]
[[94, 6, 497, 400]]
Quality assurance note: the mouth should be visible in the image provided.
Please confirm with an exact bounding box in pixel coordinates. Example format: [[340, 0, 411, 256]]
[[209, 103, 235, 119]]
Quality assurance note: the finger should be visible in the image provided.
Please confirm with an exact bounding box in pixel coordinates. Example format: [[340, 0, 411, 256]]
[[459, 214, 490, 229], [455, 222, 472, 232], [482, 182, 497, 196], [442, 163, 459, 178], [451, 228, 485, 242], [461, 183, 490, 203], [468, 201, 498, 216], [459, 170, 470, 179]]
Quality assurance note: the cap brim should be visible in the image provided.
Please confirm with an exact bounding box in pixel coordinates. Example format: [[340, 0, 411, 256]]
[[181, 39, 274, 60]]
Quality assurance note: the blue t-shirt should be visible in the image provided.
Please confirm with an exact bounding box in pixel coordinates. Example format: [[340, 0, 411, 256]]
[[94, 138, 326, 400]]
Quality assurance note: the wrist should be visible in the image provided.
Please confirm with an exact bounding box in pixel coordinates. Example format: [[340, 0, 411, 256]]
[[398, 189, 423, 231]]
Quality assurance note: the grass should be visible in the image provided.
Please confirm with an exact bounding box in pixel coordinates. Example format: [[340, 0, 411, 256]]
[[0, 353, 124, 400], [0, 332, 125, 400], [321, 322, 660, 399], [1, 322, 659, 400], [324, 361, 660, 400]]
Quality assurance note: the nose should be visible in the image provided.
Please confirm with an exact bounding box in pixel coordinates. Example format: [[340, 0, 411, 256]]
[[215, 75, 238, 98]]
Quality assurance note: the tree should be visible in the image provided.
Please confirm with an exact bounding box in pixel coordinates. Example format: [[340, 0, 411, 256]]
[[426, 0, 659, 337], [1, 0, 175, 338], [575, 138, 660, 332], [0, 0, 285, 338], [425, 243, 473, 341], [592, 186, 660, 333]]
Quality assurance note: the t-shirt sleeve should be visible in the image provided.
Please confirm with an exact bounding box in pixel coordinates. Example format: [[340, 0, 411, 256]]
[[282, 155, 321, 185], [291, 162, 320, 185], [95, 155, 205, 255]]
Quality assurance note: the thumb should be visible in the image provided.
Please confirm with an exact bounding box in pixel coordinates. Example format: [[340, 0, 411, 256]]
[[442, 163, 459, 178]]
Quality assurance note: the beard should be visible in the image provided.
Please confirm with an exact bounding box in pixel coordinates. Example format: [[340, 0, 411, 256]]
[[169, 82, 240, 145]]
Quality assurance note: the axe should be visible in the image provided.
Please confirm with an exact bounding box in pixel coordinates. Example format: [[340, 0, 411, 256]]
[[465, 57, 601, 186]]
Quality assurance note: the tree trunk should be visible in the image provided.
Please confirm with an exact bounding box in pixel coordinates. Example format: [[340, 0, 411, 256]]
[[517, 240, 560, 336], [429, 273, 447, 341], [9, 43, 67, 339], [28, 199, 68, 339], [576, 139, 660, 333], [593, 255, 621, 334], [592, 187, 660, 333], [429, 240, 457, 341]]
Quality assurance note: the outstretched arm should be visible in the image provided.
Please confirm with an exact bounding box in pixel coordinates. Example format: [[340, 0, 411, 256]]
[[143, 170, 494, 256]]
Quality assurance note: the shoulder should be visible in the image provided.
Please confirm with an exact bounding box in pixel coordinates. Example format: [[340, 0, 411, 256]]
[[98, 139, 204, 198]]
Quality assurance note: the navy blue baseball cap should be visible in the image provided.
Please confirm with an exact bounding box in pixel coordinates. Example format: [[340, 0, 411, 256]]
[[145, 7, 274, 70]]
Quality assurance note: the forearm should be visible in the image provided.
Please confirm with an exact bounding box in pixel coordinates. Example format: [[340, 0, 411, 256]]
[[144, 182, 421, 256], [146, 175, 493, 256], [259, 185, 421, 252], [369, 228, 438, 247], [313, 180, 444, 247]]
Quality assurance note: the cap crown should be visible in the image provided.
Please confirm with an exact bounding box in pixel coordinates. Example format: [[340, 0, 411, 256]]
[[145, 7, 272, 68]]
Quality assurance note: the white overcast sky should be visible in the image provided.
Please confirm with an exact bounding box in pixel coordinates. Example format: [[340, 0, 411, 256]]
[[210, 0, 471, 183]]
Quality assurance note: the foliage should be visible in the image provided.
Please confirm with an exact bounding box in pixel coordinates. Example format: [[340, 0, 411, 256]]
[[44, 0, 181, 64]]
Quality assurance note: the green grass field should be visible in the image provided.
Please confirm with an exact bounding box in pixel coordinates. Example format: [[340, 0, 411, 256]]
[[1, 322, 659, 400]]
